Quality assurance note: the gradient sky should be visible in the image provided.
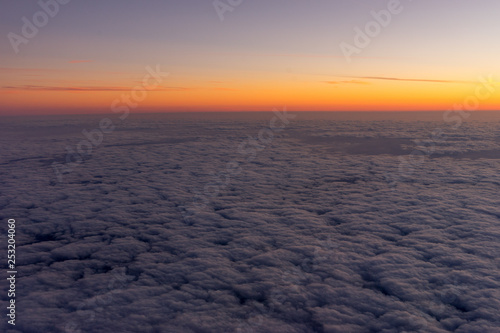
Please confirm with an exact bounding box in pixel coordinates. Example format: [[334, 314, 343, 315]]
[[1, 0, 499, 115]]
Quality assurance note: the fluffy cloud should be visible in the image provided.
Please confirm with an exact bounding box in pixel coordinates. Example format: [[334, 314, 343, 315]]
[[0, 113, 499, 332]]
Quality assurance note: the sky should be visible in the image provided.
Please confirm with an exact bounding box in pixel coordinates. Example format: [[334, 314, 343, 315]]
[[0, 0, 499, 115]]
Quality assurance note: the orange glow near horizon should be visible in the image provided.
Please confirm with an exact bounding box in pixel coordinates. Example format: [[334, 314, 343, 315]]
[[1, 72, 499, 115], [2, 1, 500, 115]]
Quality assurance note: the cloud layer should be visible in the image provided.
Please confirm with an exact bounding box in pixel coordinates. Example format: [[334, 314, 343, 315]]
[[0, 113, 499, 332]]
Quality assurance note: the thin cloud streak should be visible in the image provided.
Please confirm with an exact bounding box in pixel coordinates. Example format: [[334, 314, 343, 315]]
[[324, 80, 370, 85], [357, 76, 475, 84], [1, 85, 193, 92], [1, 85, 238, 93]]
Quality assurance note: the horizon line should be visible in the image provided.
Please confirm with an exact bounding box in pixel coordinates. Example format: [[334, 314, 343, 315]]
[[1, 110, 500, 117]]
